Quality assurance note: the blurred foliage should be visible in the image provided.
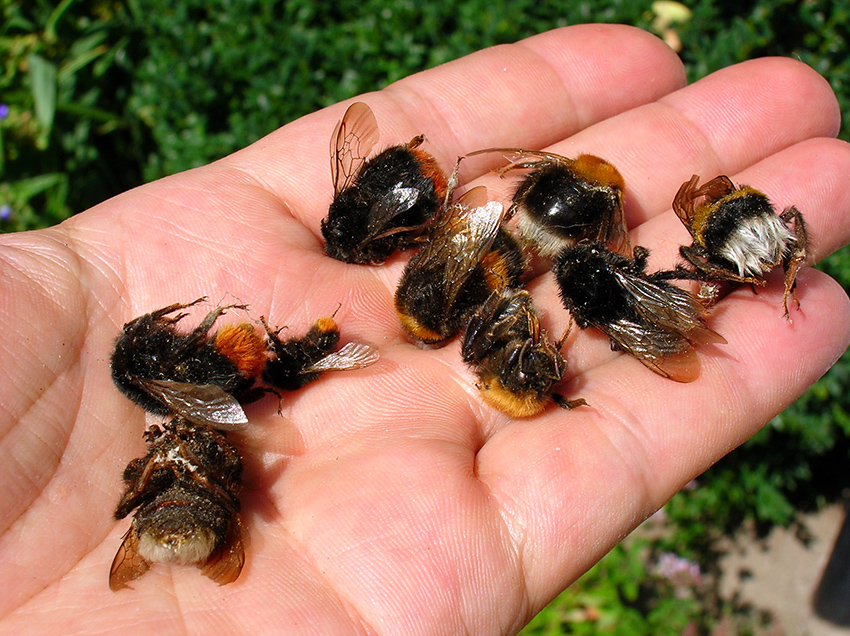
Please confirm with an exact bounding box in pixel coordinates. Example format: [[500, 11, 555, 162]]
[[3, 0, 850, 633], [123, 0, 651, 181], [2, 0, 849, 224], [0, 0, 143, 230], [522, 540, 703, 636], [677, 0, 850, 131], [520, 537, 769, 636]]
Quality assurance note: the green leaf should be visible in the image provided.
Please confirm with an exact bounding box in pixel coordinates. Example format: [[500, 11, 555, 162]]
[[28, 54, 57, 137], [44, 0, 79, 43], [9, 173, 67, 200]]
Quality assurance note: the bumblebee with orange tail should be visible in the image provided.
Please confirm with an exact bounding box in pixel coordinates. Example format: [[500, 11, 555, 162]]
[[111, 298, 380, 421], [322, 102, 449, 264], [262, 314, 380, 391], [462, 289, 586, 417], [110, 298, 266, 428], [395, 186, 527, 346], [468, 148, 631, 259]]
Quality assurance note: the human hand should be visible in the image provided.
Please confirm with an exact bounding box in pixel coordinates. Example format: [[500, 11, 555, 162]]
[[1, 24, 848, 635]]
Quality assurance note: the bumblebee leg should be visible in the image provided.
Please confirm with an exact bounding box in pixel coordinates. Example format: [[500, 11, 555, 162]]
[[406, 134, 425, 150], [779, 206, 809, 319], [678, 246, 764, 287], [114, 442, 172, 519], [195, 302, 248, 336], [781, 266, 803, 318], [555, 316, 575, 350], [260, 315, 282, 340], [632, 245, 651, 271], [552, 393, 588, 410], [149, 296, 207, 326]]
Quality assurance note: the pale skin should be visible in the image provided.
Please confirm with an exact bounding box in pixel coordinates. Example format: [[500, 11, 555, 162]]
[[1, 24, 849, 636]]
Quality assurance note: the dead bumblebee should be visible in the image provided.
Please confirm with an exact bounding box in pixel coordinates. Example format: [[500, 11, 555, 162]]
[[394, 186, 527, 345], [553, 241, 726, 382], [111, 298, 267, 427], [468, 148, 631, 259], [672, 174, 809, 317], [462, 289, 586, 417], [321, 101, 449, 264], [262, 315, 379, 391], [110, 416, 245, 591]]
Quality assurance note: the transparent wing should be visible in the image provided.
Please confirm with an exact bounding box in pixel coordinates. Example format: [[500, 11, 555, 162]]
[[139, 379, 249, 429], [418, 186, 505, 307], [200, 514, 246, 586], [109, 526, 151, 592], [360, 184, 422, 243], [466, 146, 569, 172], [614, 272, 726, 346], [600, 318, 703, 383], [302, 342, 380, 374], [591, 270, 725, 382], [330, 101, 379, 195], [672, 174, 701, 228], [694, 174, 737, 200], [589, 180, 631, 257]]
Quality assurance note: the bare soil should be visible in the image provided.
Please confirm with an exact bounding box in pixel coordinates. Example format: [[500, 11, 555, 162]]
[[719, 504, 850, 636]]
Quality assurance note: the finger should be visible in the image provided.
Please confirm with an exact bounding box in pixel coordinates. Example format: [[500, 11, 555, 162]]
[[468, 57, 850, 608], [475, 57, 840, 230], [632, 56, 840, 223], [521, 135, 850, 383], [477, 265, 850, 611], [635, 136, 850, 266], [495, 55, 845, 373], [225, 25, 685, 228]]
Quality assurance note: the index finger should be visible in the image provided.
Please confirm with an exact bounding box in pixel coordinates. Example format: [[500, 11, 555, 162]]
[[222, 25, 686, 231]]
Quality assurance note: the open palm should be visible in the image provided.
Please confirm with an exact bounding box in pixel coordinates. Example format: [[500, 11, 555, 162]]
[[2, 25, 849, 636]]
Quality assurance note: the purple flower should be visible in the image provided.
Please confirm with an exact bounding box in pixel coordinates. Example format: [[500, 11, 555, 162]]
[[653, 552, 702, 587], [0, 204, 11, 221], [0, 104, 8, 120]]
